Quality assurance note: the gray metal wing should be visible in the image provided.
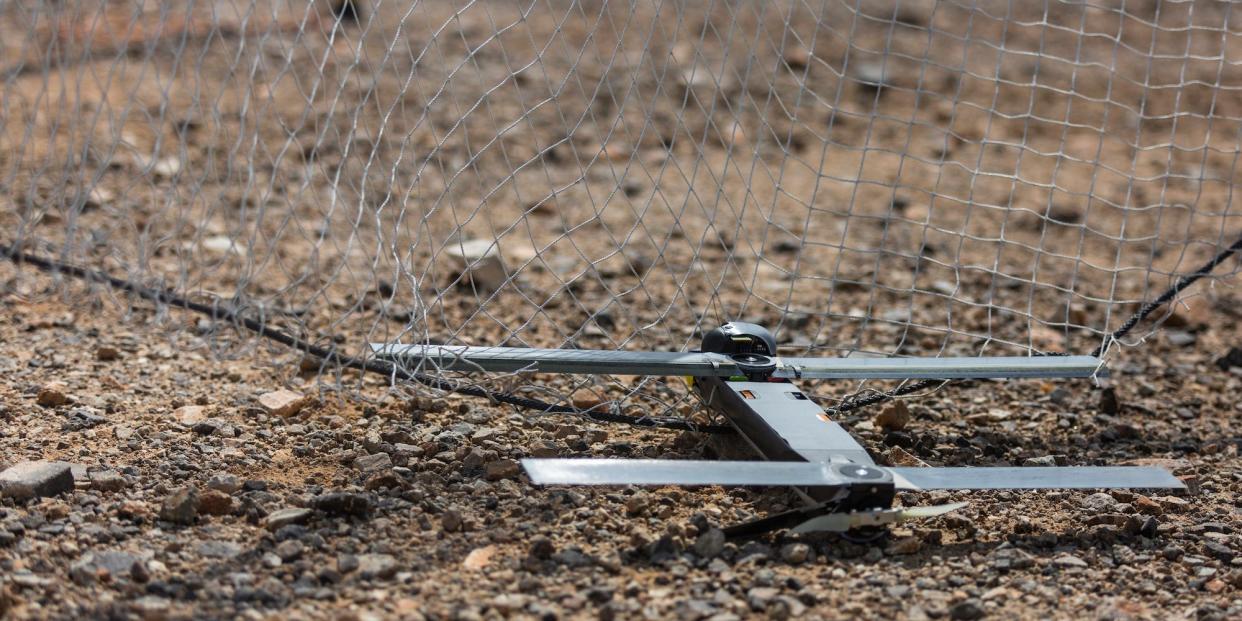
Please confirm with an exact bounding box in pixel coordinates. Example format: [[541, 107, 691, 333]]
[[521, 459, 1184, 490], [371, 344, 1104, 380]]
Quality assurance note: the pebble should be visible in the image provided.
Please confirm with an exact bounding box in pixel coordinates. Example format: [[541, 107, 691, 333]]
[[1023, 455, 1059, 467], [312, 492, 372, 517], [88, 469, 126, 492], [275, 539, 304, 562], [1080, 492, 1116, 511], [529, 536, 555, 559], [356, 553, 399, 580], [95, 345, 121, 361], [443, 239, 508, 291], [780, 543, 811, 564], [353, 452, 392, 473], [197, 489, 234, 516], [174, 405, 208, 425], [197, 540, 243, 559], [62, 407, 107, 431], [207, 473, 243, 494], [874, 401, 911, 431], [693, 528, 726, 558], [1053, 554, 1088, 568], [0, 461, 74, 500], [441, 509, 464, 532], [158, 486, 199, 525], [887, 537, 923, 555], [949, 599, 986, 620], [265, 507, 313, 531], [484, 459, 521, 480], [571, 389, 604, 410], [258, 389, 308, 417], [36, 382, 70, 407]]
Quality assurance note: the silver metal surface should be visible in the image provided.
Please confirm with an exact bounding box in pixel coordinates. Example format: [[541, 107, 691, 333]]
[[891, 466, 1185, 490], [522, 458, 848, 487], [371, 344, 1104, 380], [523, 459, 1184, 490], [778, 354, 1104, 379]]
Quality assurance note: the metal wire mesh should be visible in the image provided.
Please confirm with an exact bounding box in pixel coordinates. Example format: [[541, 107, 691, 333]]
[[3, 0, 1240, 416]]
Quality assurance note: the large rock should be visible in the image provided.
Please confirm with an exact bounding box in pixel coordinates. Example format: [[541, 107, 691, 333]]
[[0, 461, 74, 500]]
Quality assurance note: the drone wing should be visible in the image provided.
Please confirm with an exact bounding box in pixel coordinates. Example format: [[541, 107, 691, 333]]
[[371, 344, 1103, 380], [521, 458, 1184, 490]]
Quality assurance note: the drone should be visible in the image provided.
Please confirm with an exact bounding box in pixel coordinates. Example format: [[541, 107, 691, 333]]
[[373, 321, 1183, 538]]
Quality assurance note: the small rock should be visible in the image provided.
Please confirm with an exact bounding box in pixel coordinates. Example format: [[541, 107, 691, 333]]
[[62, 407, 107, 431], [353, 452, 392, 473], [887, 537, 922, 555], [158, 486, 199, 525], [1023, 455, 1059, 467], [874, 401, 911, 431], [949, 599, 985, 620], [571, 389, 604, 410], [312, 492, 372, 517], [95, 345, 121, 361], [275, 539, 304, 562], [462, 545, 496, 570], [484, 459, 521, 481], [444, 239, 508, 291], [0, 461, 74, 500], [747, 587, 779, 611], [357, 553, 398, 580], [36, 382, 70, 407], [1134, 495, 1163, 515], [207, 473, 243, 494], [529, 536, 555, 559], [1215, 346, 1242, 370], [780, 542, 811, 565], [1098, 387, 1120, 414], [258, 389, 307, 417], [441, 509, 464, 532], [693, 528, 726, 558], [1053, 554, 1088, 568], [89, 469, 127, 492], [1081, 492, 1117, 511], [1203, 541, 1235, 563], [197, 540, 243, 559], [854, 60, 891, 91], [625, 493, 649, 516], [197, 490, 234, 516], [265, 507, 313, 531], [173, 405, 208, 426]]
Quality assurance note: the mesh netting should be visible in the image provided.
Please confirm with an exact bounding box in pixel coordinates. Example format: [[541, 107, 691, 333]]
[[3, 0, 1240, 417]]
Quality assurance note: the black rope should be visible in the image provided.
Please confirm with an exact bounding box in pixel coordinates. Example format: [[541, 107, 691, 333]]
[[0, 241, 733, 434], [826, 231, 1242, 415]]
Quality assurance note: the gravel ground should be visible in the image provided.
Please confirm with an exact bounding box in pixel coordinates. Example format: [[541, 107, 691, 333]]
[[1, 269, 1239, 620]]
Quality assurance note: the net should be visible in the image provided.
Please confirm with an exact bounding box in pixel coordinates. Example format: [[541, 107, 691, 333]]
[[3, 0, 1240, 418]]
